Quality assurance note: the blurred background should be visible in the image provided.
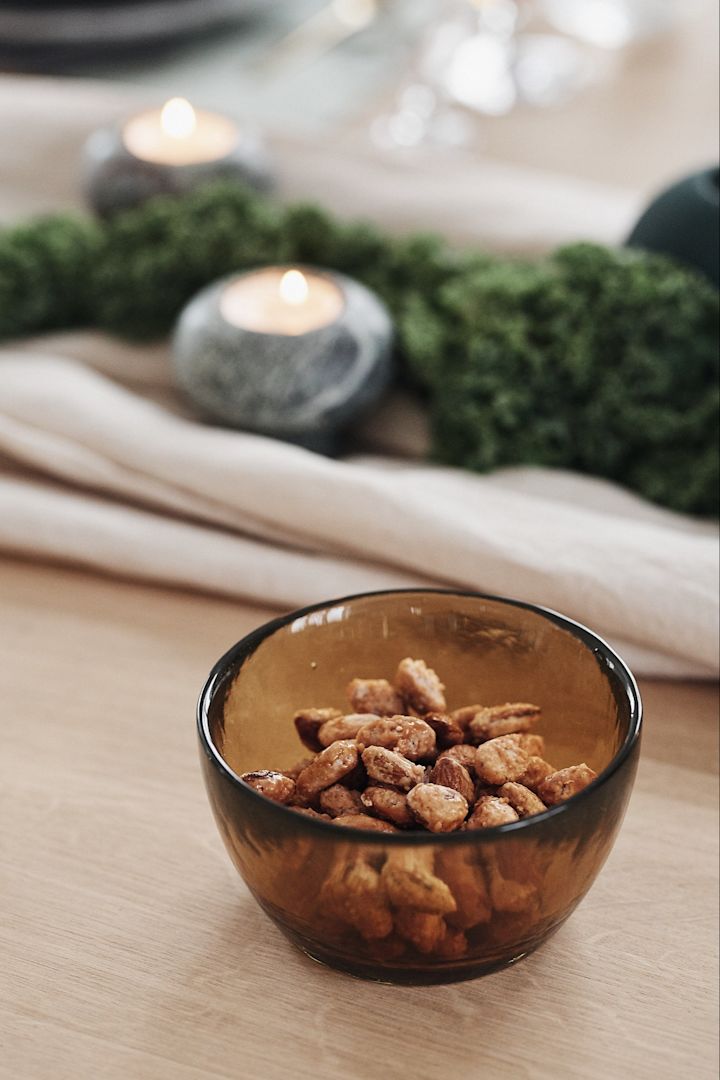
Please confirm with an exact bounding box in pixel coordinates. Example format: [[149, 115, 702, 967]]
[[1, 0, 717, 190]]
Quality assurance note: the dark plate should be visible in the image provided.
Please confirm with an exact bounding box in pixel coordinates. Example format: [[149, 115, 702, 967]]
[[0, 0, 266, 50]]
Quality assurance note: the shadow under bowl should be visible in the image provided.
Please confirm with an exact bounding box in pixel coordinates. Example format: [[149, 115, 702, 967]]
[[197, 589, 642, 984]]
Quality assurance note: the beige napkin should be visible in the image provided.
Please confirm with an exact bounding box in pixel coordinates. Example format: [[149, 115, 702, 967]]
[[0, 75, 716, 678], [0, 352, 717, 677]]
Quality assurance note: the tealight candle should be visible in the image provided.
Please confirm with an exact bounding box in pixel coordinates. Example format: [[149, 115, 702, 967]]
[[172, 266, 394, 451], [83, 98, 273, 218]]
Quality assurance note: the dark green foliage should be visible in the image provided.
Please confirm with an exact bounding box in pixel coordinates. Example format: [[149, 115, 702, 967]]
[[0, 214, 101, 338], [0, 182, 717, 514], [399, 243, 719, 516]]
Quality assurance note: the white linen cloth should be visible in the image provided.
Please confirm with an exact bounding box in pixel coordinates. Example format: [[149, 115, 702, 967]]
[[0, 76, 717, 678]]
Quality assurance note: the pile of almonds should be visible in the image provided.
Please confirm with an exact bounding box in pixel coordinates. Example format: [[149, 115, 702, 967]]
[[240, 658, 597, 834]]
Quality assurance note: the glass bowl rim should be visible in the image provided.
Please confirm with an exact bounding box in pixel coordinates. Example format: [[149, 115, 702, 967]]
[[197, 588, 643, 845]]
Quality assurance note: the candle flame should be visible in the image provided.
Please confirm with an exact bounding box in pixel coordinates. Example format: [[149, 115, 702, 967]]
[[161, 98, 196, 139], [279, 270, 309, 306]]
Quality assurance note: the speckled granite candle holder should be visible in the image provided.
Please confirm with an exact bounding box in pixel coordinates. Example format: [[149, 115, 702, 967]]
[[172, 266, 395, 453], [83, 99, 273, 218]]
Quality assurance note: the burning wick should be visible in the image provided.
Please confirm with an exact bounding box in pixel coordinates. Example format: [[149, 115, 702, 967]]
[[160, 98, 197, 140], [280, 270, 310, 306]]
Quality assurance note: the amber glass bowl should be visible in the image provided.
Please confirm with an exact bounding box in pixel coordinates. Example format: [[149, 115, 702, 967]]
[[197, 590, 642, 984]]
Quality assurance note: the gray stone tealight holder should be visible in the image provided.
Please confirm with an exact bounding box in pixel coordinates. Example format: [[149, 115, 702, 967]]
[[83, 101, 273, 218], [172, 266, 395, 453]]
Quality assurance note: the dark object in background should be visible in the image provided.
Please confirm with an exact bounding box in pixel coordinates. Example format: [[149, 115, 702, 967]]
[[627, 166, 719, 288], [0, 0, 262, 63]]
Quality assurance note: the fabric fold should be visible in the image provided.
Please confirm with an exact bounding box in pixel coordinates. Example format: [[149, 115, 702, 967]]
[[0, 353, 716, 677]]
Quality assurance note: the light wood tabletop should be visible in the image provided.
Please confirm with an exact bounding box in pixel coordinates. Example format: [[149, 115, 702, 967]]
[[1, 556, 717, 1080]]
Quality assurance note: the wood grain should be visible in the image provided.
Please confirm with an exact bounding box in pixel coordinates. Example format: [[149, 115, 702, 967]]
[[1, 556, 717, 1080]]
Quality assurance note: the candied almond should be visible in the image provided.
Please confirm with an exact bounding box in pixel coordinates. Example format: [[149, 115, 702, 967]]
[[295, 740, 359, 801], [331, 813, 399, 833], [436, 849, 492, 930], [450, 704, 484, 730], [394, 657, 446, 714], [290, 806, 332, 820], [469, 702, 541, 743], [360, 785, 415, 828], [320, 859, 393, 940], [519, 756, 555, 793], [381, 850, 456, 915], [361, 746, 425, 791], [474, 735, 529, 785], [293, 707, 342, 752], [434, 926, 468, 959], [497, 782, 547, 819], [517, 733, 546, 757], [424, 712, 465, 749], [394, 910, 446, 954], [347, 678, 404, 716], [466, 795, 519, 830], [356, 715, 436, 761], [317, 713, 371, 747], [437, 744, 477, 771], [538, 763, 598, 806], [240, 770, 296, 804], [429, 757, 476, 806], [281, 756, 316, 781], [406, 783, 469, 834], [319, 784, 364, 818]]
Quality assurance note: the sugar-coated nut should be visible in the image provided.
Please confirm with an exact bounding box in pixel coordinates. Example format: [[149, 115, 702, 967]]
[[469, 702, 541, 743], [517, 733, 546, 757], [429, 757, 476, 806], [497, 782, 547, 819], [394, 657, 446, 714], [317, 713, 372, 747], [434, 926, 469, 959], [360, 785, 415, 827], [293, 707, 342, 752], [450, 704, 483, 730], [381, 849, 456, 914], [356, 715, 436, 761], [537, 763, 598, 805], [319, 784, 364, 818], [519, 756, 555, 792], [331, 813, 399, 833], [424, 711, 465, 748], [474, 735, 529, 785], [347, 678, 405, 716], [282, 755, 316, 780], [466, 795, 520, 829], [290, 806, 332, 820], [340, 759, 368, 790], [361, 746, 425, 791], [394, 909, 446, 954], [406, 783, 469, 833], [485, 852, 539, 914], [437, 744, 477, 772], [320, 859, 393, 940], [240, 770, 296, 804], [436, 849, 492, 929], [295, 740, 359, 801], [489, 874, 538, 914]]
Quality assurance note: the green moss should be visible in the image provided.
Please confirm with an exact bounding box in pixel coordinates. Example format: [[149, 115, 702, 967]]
[[0, 183, 717, 515]]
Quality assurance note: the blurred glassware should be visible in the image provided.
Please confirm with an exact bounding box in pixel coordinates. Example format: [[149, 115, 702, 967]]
[[371, 0, 595, 150], [537, 0, 691, 49]]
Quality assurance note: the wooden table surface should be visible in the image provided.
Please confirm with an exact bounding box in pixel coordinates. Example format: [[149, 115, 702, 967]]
[[1, 555, 717, 1080]]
